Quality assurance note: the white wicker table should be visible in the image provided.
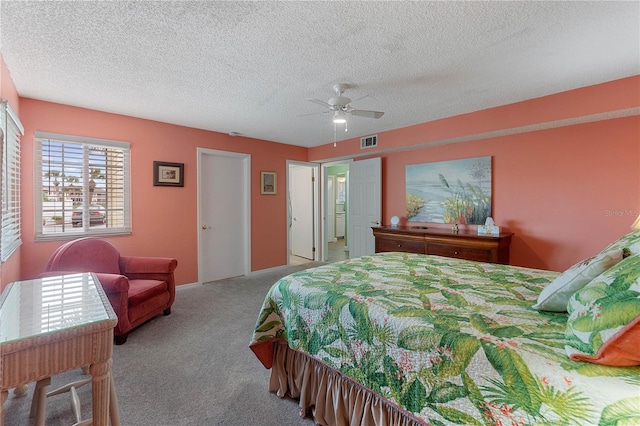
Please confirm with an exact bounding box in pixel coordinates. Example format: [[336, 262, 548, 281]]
[[0, 273, 118, 426]]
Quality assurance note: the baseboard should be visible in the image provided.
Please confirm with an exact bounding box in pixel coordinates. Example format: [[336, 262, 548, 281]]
[[175, 281, 201, 291], [249, 265, 289, 276], [188, 263, 311, 286]]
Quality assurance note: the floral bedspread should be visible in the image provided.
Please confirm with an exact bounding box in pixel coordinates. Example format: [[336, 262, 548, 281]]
[[250, 253, 640, 425]]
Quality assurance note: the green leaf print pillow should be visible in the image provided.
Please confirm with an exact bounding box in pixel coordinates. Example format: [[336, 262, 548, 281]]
[[599, 230, 640, 258], [565, 254, 640, 366], [533, 248, 623, 312]]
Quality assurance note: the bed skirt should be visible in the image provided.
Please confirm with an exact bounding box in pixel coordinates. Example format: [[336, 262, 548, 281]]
[[269, 341, 425, 426]]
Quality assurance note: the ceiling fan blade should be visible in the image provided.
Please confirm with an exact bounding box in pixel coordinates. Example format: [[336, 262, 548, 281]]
[[305, 98, 332, 108], [349, 109, 384, 119], [297, 110, 330, 117]]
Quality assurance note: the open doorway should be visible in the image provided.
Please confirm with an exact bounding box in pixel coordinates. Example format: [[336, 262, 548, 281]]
[[288, 157, 378, 266], [322, 161, 351, 263]]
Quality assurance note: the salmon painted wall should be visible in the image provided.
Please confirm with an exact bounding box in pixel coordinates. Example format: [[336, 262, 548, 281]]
[[310, 76, 640, 272], [3, 61, 639, 290], [0, 54, 22, 290], [18, 99, 307, 286]]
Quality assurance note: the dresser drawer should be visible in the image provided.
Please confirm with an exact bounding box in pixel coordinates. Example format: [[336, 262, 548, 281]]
[[427, 243, 493, 262], [373, 226, 512, 264], [376, 237, 425, 254]]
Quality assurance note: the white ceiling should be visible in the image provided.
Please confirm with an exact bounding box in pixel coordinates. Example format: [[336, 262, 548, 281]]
[[1, 1, 638, 148]]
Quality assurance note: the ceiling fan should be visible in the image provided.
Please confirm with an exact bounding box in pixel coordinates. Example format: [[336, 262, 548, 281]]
[[305, 83, 384, 124]]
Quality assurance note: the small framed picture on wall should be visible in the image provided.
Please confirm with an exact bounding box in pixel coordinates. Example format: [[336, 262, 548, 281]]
[[261, 171, 277, 195], [154, 161, 184, 187]]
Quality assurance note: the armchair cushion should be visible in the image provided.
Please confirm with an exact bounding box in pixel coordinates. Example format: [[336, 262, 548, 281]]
[[128, 279, 169, 308], [44, 237, 177, 344]]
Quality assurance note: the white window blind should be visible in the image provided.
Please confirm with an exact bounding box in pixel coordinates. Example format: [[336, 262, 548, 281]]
[[35, 132, 131, 240], [0, 101, 24, 261]]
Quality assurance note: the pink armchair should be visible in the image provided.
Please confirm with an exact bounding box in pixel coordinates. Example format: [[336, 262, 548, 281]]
[[44, 237, 178, 344]]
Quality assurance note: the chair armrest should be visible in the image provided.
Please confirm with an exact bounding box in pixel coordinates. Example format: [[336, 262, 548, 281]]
[[94, 273, 131, 334], [119, 256, 177, 275], [94, 272, 129, 294]]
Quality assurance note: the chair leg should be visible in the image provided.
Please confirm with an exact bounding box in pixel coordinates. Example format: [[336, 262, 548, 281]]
[[70, 385, 82, 423], [29, 373, 118, 426], [46, 378, 92, 397], [114, 334, 128, 345], [29, 377, 51, 426]]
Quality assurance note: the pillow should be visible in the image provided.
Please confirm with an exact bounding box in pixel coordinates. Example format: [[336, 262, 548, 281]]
[[599, 230, 640, 258], [565, 254, 640, 366], [533, 249, 623, 312]]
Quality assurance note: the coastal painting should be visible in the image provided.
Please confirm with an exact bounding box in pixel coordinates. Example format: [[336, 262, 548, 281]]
[[406, 156, 492, 224]]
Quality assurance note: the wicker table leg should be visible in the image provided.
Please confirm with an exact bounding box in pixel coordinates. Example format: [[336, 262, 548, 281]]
[[0, 389, 7, 426], [89, 360, 111, 426]]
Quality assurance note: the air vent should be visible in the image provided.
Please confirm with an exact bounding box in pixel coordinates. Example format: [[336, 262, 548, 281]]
[[360, 134, 378, 149]]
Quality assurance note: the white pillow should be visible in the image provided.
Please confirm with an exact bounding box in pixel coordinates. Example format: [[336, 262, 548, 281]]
[[533, 249, 623, 312]]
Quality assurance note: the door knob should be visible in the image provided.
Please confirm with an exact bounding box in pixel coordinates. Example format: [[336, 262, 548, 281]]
[[372, 220, 380, 225], [202, 225, 210, 230]]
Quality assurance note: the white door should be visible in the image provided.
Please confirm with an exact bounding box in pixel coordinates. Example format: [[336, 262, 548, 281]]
[[348, 157, 381, 258], [198, 149, 250, 283], [290, 164, 314, 260]]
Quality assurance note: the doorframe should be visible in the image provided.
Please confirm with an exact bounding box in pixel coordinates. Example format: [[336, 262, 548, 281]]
[[286, 160, 320, 264], [321, 159, 353, 262], [197, 148, 251, 284]]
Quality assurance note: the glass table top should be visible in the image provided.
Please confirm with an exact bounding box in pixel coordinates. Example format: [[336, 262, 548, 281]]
[[0, 273, 115, 344]]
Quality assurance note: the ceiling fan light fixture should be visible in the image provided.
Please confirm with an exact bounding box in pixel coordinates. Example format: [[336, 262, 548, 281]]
[[333, 110, 346, 124]]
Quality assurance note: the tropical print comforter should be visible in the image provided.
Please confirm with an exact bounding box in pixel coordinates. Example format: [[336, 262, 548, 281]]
[[250, 253, 640, 425]]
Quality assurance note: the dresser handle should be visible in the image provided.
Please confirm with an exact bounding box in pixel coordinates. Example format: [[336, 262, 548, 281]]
[[454, 251, 460, 255], [397, 244, 402, 248]]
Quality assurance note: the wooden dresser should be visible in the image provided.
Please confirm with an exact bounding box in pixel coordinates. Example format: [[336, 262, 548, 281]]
[[372, 226, 513, 264]]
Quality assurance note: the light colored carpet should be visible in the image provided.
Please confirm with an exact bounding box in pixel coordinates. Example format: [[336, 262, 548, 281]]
[[3, 263, 323, 425]]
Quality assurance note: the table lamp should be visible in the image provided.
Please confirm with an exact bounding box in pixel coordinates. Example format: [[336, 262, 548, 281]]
[[632, 214, 640, 230]]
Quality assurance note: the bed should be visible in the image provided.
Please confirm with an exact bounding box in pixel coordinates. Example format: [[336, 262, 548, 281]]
[[250, 236, 640, 425]]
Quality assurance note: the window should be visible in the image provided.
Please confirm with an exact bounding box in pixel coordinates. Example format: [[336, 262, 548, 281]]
[[35, 132, 131, 240], [0, 101, 24, 261]]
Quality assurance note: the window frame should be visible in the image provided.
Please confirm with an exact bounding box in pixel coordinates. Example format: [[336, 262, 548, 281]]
[[1, 101, 24, 261], [34, 132, 132, 241]]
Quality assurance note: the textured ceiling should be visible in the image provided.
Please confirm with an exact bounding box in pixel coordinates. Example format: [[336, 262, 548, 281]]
[[1, 1, 638, 148]]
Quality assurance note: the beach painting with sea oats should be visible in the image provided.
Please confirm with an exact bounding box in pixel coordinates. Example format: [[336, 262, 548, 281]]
[[406, 156, 492, 224]]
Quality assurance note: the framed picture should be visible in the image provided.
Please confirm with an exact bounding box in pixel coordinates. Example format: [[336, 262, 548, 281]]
[[261, 171, 277, 195], [405, 156, 491, 224], [153, 161, 184, 187]]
